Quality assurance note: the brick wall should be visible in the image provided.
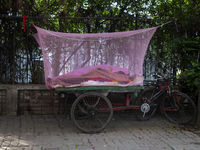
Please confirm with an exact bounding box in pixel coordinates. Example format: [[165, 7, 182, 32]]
[[18, 90, 65, 115], [0, 90, 6, 115]]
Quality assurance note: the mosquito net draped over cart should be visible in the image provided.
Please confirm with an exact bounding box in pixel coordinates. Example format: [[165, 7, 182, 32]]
[[32, 25, 157, 89]]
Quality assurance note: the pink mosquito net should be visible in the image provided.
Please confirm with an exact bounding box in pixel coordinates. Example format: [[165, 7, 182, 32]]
[[32, 25, 158, 89]]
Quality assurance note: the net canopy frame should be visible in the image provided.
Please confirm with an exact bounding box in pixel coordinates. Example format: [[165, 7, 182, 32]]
[[32, 25, 158, 89]]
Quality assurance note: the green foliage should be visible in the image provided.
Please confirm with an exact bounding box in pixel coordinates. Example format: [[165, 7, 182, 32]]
[[182, 61, 200, 97], [173, 37, 200, 98]]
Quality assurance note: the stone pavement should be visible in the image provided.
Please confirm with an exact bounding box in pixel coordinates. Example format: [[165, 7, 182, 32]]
[[0, 112, 200, 150]]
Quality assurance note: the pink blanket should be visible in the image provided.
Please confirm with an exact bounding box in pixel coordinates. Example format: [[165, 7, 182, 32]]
[[47, 66, 130, 89]]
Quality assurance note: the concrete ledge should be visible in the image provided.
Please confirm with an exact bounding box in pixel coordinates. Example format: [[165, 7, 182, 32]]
[[0, 84, 47, 90], [0, 84, 47, 116]]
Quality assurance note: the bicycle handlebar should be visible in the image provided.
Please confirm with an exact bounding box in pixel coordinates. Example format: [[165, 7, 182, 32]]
[[144, 67, 176, 82]]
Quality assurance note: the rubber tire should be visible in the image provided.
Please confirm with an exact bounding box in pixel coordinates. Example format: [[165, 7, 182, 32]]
[[161, 92, 197, 125], [134, 87, 159, 121], [71, 92, 113, 133]]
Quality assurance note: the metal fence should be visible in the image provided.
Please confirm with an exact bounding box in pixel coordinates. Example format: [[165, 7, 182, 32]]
[[0, 16, 200, 84]]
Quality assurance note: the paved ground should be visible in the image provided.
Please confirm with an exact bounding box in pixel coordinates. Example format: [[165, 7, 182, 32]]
[[0, 112, 200, 150]]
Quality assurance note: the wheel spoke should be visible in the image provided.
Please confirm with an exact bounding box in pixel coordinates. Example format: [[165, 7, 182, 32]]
[[179, 110, 192, 118], [93, 97, 100, 107], [94, 115, 104, 125], [77, 104, 88, 114]]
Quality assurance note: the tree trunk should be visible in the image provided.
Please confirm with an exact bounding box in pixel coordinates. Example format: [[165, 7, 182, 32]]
[[195, 83, 200, 125], [195, 51, 200, 125]]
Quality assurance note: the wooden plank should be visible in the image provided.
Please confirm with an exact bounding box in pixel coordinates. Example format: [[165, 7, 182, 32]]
[[56, 86, 144, 93]]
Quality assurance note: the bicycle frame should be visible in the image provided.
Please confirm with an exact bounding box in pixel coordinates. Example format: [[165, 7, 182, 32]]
[[144, 80, 180, 112], [145, 82, 168, 104]]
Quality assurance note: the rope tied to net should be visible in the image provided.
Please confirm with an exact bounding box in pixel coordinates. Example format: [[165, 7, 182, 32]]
[[158, 18, 179, 32], [158, 19, 174, 28]]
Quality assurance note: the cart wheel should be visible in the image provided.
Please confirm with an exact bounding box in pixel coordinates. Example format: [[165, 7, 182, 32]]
[[134, 87, 159, 121], [71, 92, 113, 133]]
